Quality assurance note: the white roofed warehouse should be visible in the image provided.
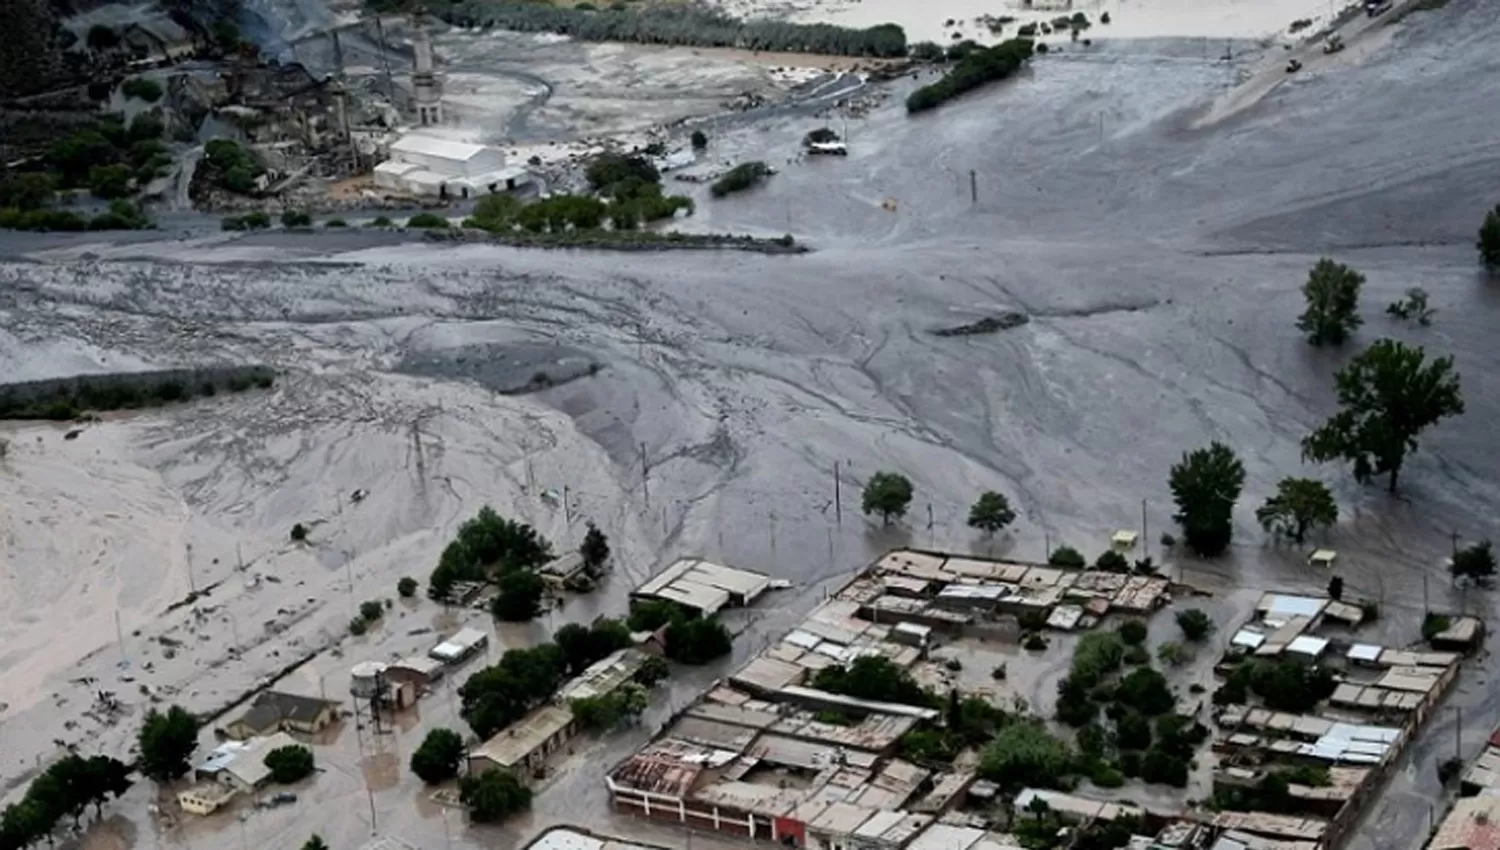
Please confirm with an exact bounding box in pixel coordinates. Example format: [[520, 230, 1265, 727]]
[[373, 132, 529, 199], [630, 558, 771, 617]]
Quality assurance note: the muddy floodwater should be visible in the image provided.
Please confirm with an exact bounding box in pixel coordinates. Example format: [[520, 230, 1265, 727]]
[[3, 2, 1500, 850]]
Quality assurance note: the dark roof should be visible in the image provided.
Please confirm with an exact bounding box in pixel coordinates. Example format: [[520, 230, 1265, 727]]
[[236, 691, 334, 731]]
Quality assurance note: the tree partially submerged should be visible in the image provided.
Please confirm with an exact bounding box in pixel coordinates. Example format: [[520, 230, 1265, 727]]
[[1302, 339, 1464, 493], [1169, 442, 1246, 557], [1296, 258, 1364, 346], [1255, 478, 1337, 542], [906, 38, 1034, 113], [862, 471, 913, 525], [968, 491, 1017, 535], [410, 728, 466, 784], [579, 523, 610, 577], [1478, 202, 1500, 275], [1451, 540, 1497, 585], [459, 770, 531, 822], [137, 705, 198, 782]]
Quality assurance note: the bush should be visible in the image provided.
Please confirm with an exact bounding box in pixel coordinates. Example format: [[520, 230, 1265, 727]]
[[410, 728, 465, 783], [491, 569, 546, 621], [1117, 620, 1148, 646], [1123, 644, 1150, 665], [325, 218, 347, 228], [910, 41, 945, 61], [263, 745, 315, 783], [1095, 549, 1129, 572], [666, 616, 731, 664], [243, 210, 271, 229], [349, 617, 368, 636], [978, 720, 1075, 790], [1115, 667, 1174, 716], [1140, 748, 1189, 787], [88, 164, 133, 199], [359, 600, 385, 622], [460, 770, 531, 822], [1157, 642, 1189, 666], [1422, 613, 1452, 642], [407, 212, 449, 229], [121, 77, 164, 103], [1478, 202, 1500, 274], [1048, 545, 1086, 568], [906, 38, 1034, 114], [1023, 633, 1049, 651], [587, 153, 659, 191], [370, 216, 394, 227], [1090, 764, 1125, 788], [1115, 710, 1152, 750], [397, 577, 418, 598], [710, 162, 770, 198], [1176, 609, 1214, 642], [281, 209, 312, 228]]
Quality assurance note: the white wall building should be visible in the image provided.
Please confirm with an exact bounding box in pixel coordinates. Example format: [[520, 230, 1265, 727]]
[[373, 133, 528, 199]]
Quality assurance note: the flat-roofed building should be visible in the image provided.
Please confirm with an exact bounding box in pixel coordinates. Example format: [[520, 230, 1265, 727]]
[[469, 705, 576, 778], [631, 559, 771, 616]]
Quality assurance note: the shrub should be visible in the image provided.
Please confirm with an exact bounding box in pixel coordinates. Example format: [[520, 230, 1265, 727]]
[[1123, 644, 1150, 665], [1095, 549, 1129, 572], [1091, 764, 1125, 788], [359, 600, 385, 622], [370, 216, 394, 227], [281, 209, 312, 228], [349, 617, 368, 636], [1048, 546, 1085, 568], [978, 720, 1075, 790], [407, 212, 449, 229], [1480, 203, 1500, 274], [1115, 710, 1152, 750], [1422, 613, 1452, 641], [290, 523, 308, 542], [243, 210, 271, 229], [1023, 633, 1048, 651], [665, 616, 732, 665], [121, 77, 164, 103], [1157, 642, 1189, 666], [263, 745, 315, 783], [1176, 609, 1214, 642], [397, 577, 418, 598], [88, 164, 133, 199], [710, 162, 770, 198], [1117, 620, 1148, 646], [1115, 667, 1174, 716], [325, 218, 347, 228], [1140, 748, 1189, 787]]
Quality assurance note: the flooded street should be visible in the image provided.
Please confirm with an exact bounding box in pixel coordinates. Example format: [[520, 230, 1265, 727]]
[[3, 1, 1500, 848]]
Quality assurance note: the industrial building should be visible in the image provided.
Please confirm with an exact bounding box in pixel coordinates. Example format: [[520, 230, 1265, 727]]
[[556, 649, 650, 704], [373, 134, 528, 199], [469, 705, 577, 779], [630, 558, 772, 616]]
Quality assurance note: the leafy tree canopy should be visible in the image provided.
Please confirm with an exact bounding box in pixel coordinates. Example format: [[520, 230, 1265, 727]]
[[968, 491, 1017, 535], [459, 770, 531, 822], [1169, 441, 1246, 557], [862, 471, 913, 525], [410, 728, 466, 784], [137, 705, 198, 782], [1302, 339, 1464, 493], [1255, 477, 1337, 542], [1296, 258, 1364, 346]]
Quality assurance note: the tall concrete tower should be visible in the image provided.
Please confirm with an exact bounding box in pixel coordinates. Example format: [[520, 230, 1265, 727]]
[[411, 24, 443, 126]]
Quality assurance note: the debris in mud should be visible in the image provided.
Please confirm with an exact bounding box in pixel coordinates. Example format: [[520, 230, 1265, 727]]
[[932, 312, 1030, 337]]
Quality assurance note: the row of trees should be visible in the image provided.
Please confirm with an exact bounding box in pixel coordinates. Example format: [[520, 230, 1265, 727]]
[[906, 39, 1034, 114], [625, 599, 733, 665], [1169, 335, 1463, 556], [435, 3, 908, 58], [709, 162, 771, 198], [428, 506, 553, 601], [0, 754, 132, 850], [457, 615, 673, 739]]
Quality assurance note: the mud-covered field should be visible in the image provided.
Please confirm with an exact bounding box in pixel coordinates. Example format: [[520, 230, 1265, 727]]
[[2, 1, 1499, 849]]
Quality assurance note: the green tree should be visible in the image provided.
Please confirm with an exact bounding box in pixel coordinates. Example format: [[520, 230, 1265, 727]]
[[1116, 620, 1148, 646], [0, 172, 57, 211], [459, 770, 531, 822], [1451, 540, 1497, 584], [1479, 203, 1500, 274], [1255, 477, 1337, 542], [1115, 667, 1174, 716], [665, 617, 731, 665], [491, 569, 546, 621], [1302, 339, 1464, 493], [862, 471, 913, 525], [301, 836, 330, 850], [579, 523, 610, 577], [977, 720, 1075, 790], [690, 130, 708, 149], [281, 209, 312, 228], [409, 728, 466, 784], [1295, 259, 1364, 346], [634, 653, 670, 686], [397, 576, 418, 597], [1169, 442, 1246, 557], [553, 618, 632, 675], [813, 656, 933, 707], [263, 744, 315, 783], [967, 491, 1016, 535], [1176, 609, 1214, 642], [358, 599, 384, 622], [1048, 545, 1086, 568], [627, 599, 683, 632], [87, 164, 133, 200], [137, 705, 198, 782], [458, 644, 568, 738]]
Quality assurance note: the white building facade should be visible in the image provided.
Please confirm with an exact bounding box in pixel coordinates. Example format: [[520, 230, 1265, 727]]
[[373, 133, 528, 199]]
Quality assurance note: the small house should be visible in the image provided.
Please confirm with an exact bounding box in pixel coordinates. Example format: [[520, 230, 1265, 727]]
[[225, 691, 338, 740], [177, 783, 237, 816], [429, 627, 489, 665]]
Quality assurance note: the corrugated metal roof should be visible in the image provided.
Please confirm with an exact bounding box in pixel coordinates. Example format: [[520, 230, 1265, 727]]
[[391, 134, 492, 162], [471, 705, 574, 768], [1232, 629, 1266, 649], [1258, 594, 1327, 619], [906, 823, 987, 850], [1287, 635, 1329, 657], [1347, 643, 1382, 662]]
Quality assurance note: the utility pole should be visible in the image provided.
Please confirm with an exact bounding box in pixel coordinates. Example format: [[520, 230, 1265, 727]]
[[1140, 499, 1148, 557], [1423, 574, 1430, 615], [834, 461, 842, 525], [374, 16, 396, 105], [969, 170, 977, 204], [1044, 531, 1051, 562], [563, 485, 571, 525], [640, 442, 650, 508], [115, 611, 126, 664], [1456, 705, 1463, 759], [926, 503, 935, 548]]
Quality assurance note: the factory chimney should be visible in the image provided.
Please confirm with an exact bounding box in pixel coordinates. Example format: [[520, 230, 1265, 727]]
[[412, 24, 443, 126]]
